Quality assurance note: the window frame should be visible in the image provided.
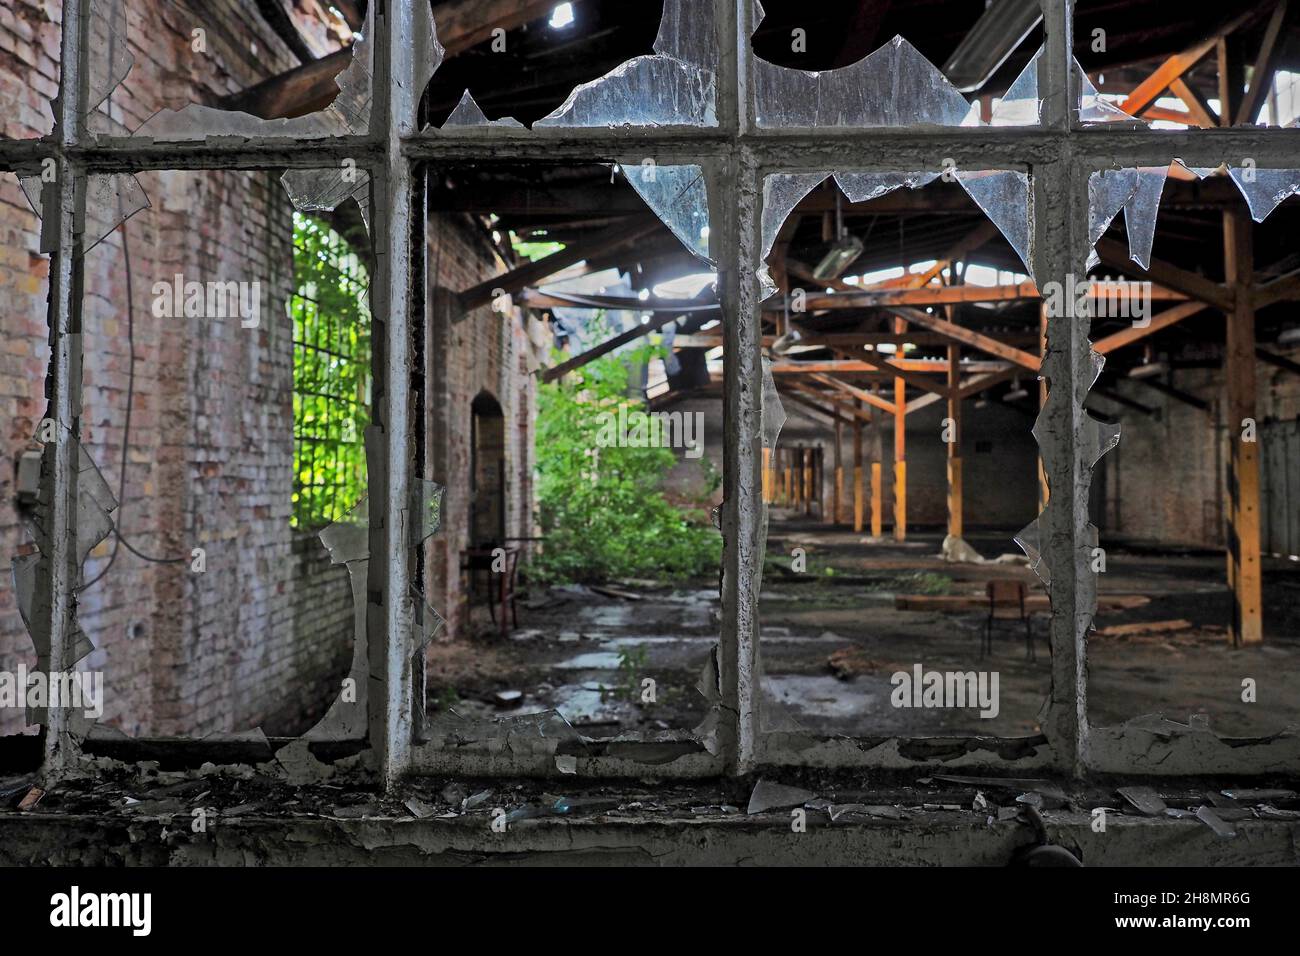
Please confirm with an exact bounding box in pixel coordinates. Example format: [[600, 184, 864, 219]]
[[7, 0, 1300, 785]]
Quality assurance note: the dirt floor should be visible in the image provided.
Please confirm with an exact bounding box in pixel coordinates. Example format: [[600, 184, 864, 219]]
[[425, 515, 1300, 741]]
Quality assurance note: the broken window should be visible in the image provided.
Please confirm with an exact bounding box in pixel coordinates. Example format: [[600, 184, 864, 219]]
[[290, 213, 371, 531], [419, 160, 723, 764], [1080, 159, 1300, 759], [1075, 1, 1296, 129], [3, 0, 1300, 800], [750, 0, 1047, 127], [756, 170, 1051, 746]]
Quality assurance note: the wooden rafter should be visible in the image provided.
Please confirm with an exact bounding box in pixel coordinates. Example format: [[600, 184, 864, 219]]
[[1092, 301, 1210, 355], [885, 306, 1040, 371], [459, 217, 659, 311], [1095, 238, 1233, 311]]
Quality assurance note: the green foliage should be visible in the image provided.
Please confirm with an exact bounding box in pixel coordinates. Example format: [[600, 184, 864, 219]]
[[290, 212, 371, 529], [530, 331, 720, 584], [601, 644, 649, 703], [510, 233, 565, 262]]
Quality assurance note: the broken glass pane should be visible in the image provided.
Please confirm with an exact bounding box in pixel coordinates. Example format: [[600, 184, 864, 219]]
[[1076, 63, 1143, 125], [754, 35, 979, 128], [1227, 167, 1300, 222], [19, 173, 150, 256], [535, 0, 717, 127], [759, 173, 830, 298], [282, 167, 372, 232], [619, 163, 712, 262], [443, 91, 526, 129], [1124, 166, 1170, 270], [1086, 168, 1140, 267], [956, 168, 1034, 280], [989, 48, 1042, 126]]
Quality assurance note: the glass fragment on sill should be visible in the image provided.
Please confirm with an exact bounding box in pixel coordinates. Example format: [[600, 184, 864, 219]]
[[619, 163, 712, 262], [753, 34, 978, 128], [1226, 167, 1300, 222], [535, 0, 717, 128], [442, 91, 526, 129], [955, 169, 1034, 281], [19, 173, 150, 255]]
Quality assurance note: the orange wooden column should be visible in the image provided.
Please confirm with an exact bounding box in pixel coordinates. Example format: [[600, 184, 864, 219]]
[[1223, 209, 1262, 645], [892, 319, 907, 540], [1038, 303, 1050, 510], [946, 343, 963, 540], [852, 408, 864, 532], [833, 420, 844, 524], [870, 395, 884, 538]]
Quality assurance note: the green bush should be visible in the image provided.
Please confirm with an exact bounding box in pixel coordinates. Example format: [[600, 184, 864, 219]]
[[530, 334, 720, 584]]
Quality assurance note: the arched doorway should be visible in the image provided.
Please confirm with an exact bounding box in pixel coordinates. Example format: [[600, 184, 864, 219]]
[[470, 391, 506, 547]]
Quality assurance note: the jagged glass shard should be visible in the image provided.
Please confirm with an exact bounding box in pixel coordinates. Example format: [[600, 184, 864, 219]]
[[621, 163, 712, 262], [754, 35, 977, 128], [1088, 348, 1106, 391], [1076, 62, 1143, 124], [281, 167, 372, 233], [758, 172, 830, 298], [1014, 517, 1050, 588], [443, 90, 525, 128], [536, 0, 717, 127], [411, 0, 443, 126], [1227, 167, 1300, 222], [129, 3, 395, 140], [413, 479, 445, 544], [87, 0, 133, 114], [74, 444, 117, 566], [1087, 168, 1139, 266], [318, 496, 369, 565], [1175, 160, 1221, 180], [411, 585, 445, 644], [1124, 166, 1170, 269], [833, 171, 938, 203], [760, 356, 786, 449], [19, 173, 150, 255], [1082, 416, 1122, 469], [956, 169, 1034, 280], [990, 47, 1042, 126]]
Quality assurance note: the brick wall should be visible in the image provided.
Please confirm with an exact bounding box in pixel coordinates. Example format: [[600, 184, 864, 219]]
[[1099, 355, 1300, 548], [0, 0, 392, 737], [426, 212, 544, 642]]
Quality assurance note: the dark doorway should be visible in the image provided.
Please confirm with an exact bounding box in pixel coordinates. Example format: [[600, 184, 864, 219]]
[[470, 391, 507, 547]]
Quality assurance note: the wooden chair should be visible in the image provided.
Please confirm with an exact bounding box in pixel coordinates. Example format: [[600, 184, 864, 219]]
[[983, 579, 1034, 660], [460, 545, 520, 638]]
